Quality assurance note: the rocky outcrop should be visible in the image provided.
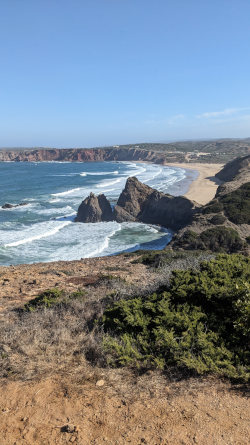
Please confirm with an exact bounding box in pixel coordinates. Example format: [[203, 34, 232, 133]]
[[114, 177, 153, 221], [75, 177, 199, 230], [2, 202, 27, 209], [114, 177, 199, 230], [75, 193, 113, 223]]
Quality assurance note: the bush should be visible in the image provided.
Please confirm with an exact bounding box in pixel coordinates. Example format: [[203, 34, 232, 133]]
[[102, 254, 250, 381], [203, 183, 250, 224], [220, 182, 250, 224], [210, 214, 226, 225], [176, 227, 245, 253], [203, 200, 223, 214], [23, 288, 86, 311], [199, 227, 244, 252], [24, 288, 64, 311]]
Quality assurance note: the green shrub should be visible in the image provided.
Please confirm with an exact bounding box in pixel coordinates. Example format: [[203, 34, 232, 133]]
[[176, 227, 244, 253], [203, 183, 250, 224], [203, 200, 223, 214], [23, 288, 86, 311], [24, 288, 63, 311], [102, 254, 250, 381], [220, 182, 250, 224], [210, 214, 226, 225], [199, 227, 244, 252]]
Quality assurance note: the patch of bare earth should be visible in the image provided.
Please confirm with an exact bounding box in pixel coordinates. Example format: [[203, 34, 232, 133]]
[[0, 372, 249, 445], [0, 255, 156, 314]]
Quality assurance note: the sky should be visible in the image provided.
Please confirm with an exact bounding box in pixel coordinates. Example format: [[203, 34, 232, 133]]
[[0, 0, 250, 147]]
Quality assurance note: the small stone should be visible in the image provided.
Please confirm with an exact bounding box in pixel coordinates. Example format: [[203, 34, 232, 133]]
[[21, 416, 28, 422], [96, 379, 105, 387], [61, 424, 76, 433]]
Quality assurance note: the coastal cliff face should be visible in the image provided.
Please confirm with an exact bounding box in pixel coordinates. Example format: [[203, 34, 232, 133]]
[[0, 148, 166, 164], [215, 154, 250, 196], [76, 177, 199, 231]]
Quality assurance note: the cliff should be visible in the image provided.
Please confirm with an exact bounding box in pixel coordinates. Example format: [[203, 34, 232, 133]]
[[0, 147, 166, 164], [215, 154, 250, 196]]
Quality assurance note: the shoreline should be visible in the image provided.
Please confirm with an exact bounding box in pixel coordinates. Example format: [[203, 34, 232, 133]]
[[166, 162, 224, 205]]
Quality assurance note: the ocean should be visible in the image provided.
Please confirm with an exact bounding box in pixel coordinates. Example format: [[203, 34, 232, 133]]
[[0, 161, 198, 265]]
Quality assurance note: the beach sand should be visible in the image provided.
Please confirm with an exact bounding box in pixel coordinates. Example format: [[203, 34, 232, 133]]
[[167, 163, 224, 205]]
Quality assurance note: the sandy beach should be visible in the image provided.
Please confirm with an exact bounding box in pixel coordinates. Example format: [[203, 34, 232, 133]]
[[167, 163, 224, 205]]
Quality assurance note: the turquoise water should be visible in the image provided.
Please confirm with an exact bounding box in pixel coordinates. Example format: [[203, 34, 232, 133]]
[[0, 161, 197, 265]]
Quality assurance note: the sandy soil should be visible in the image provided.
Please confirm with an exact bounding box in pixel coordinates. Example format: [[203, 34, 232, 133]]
[[0, 373, 249, 445], [0, 254, 158, 314], [167, 163, 224, 205]]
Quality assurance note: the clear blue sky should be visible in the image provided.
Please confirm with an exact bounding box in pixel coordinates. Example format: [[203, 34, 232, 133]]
[[0, 0, 250, 147]]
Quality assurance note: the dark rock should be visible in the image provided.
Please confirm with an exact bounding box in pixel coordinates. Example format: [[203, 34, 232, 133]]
[[60, 424, 76, 433], [75, 192, 114, 223], [116, 177, 153, 219], [2, 202, 28, 209], [114, 177, 199, 231]]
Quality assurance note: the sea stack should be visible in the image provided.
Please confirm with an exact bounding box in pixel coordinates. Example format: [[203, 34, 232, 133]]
[[75, 192, 114, 223]]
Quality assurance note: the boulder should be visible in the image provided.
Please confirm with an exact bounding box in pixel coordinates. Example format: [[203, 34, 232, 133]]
[[75, 192, 114, 223]]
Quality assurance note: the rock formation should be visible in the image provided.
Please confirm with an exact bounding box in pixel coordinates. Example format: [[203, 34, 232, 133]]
[[2, 202, 27, 209], [114, 177, 199, 230], [76, 177, 199, 231], [75, 193, 113, 223]]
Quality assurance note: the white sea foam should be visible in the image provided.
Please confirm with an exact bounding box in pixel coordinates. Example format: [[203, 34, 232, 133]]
[[80, 170, 119, 176], [96, 178, 121, 188], [48, 198, 62, 203], [34, 205, 74, 216], [51, 187, 82, 197], [4, 221, 71, 247], [87, 224, 122, 257]]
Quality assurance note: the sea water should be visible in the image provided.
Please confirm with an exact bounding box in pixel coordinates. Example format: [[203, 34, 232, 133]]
[[0, 161, 198, 265]]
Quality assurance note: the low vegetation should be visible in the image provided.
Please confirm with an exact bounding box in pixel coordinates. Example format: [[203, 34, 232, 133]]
[[102, 254, 250, 381], [175, 227, 245, 253], [0, 254, 249, 383], [219, 182, 250, 224], [203, 182, 250, 225]]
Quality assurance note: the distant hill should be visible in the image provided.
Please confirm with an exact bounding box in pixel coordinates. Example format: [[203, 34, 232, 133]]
[[0, 138, 250, 164]]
